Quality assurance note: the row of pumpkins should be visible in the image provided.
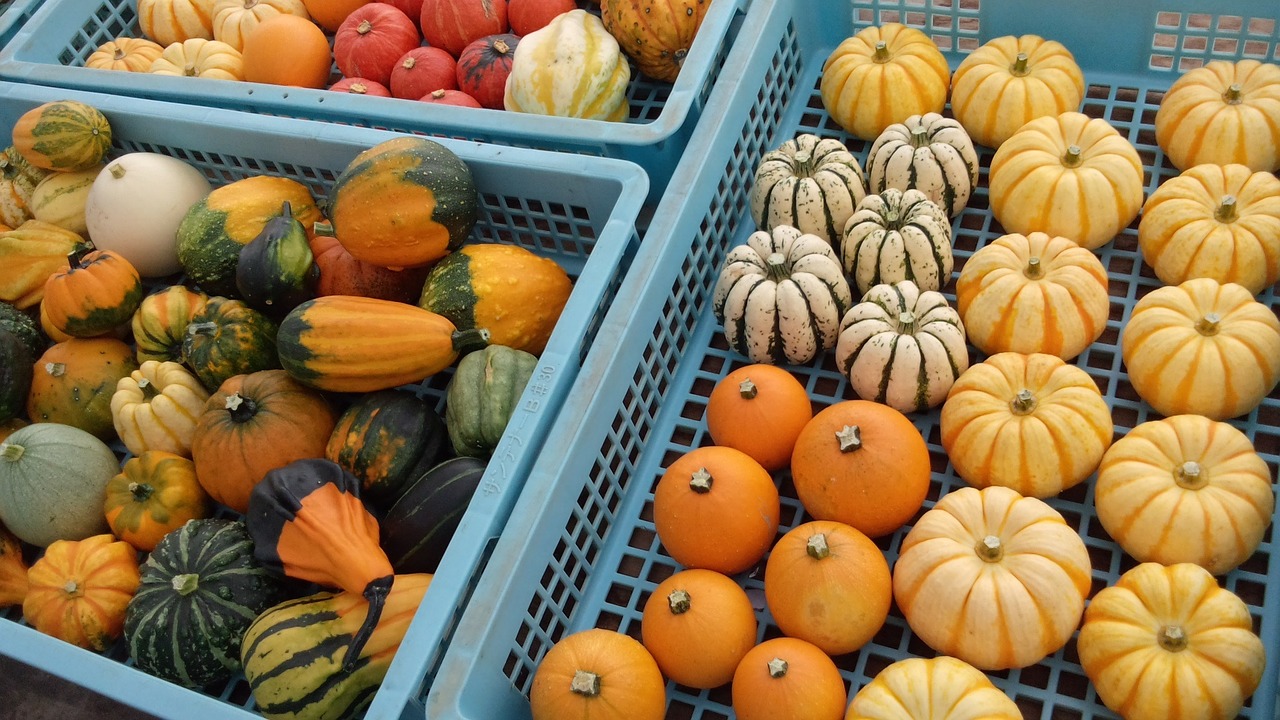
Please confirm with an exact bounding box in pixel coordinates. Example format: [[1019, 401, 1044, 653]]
[[0, 98, 578, 719], [87, 0, 710, 117], [524, 25, 1280, 720]]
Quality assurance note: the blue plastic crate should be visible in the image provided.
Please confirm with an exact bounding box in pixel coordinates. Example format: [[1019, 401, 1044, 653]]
[[0, 80, 647, 720], [426, 1, 1280, 719], [0, 0, 35, 49], [0, 0, 745, 202]]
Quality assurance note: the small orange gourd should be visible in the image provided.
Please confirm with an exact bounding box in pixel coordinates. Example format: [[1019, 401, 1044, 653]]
[[41, 245, 144, 338], [640, 568, 757, 689], [705, 363, 812, 471], [732, 637, 847, 720], [104, 451, 212, 552], [529, 628, 667, 720], [22, 534, 141, 651], [0, 523, 29, 607], [27, 337, 140, 440]]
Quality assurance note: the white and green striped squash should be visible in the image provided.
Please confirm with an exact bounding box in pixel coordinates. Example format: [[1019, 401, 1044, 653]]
[[0, 146, 52, 228], [30, 165, 101, 238], [750, 133, 866, 245], [713, 224, 853, 365], [867, 113, 979, 218], [503, 9, 631, 122], [835, 280, 969, 413], [841, 188, 954, 296]]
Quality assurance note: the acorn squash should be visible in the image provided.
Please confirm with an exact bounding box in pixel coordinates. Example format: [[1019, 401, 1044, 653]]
[[181, 296, 281, 392], [445, 345, 537, 458]]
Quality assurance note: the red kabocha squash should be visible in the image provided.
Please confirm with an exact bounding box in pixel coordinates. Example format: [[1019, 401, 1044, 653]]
[[420, 89, 483, 107], [419, 0, 507, 57], [329, 77, 393, 96], [389, 46, 458, 100], [456, 34, 518, 110], [508, 0, 574, 36], [379, 0, 424, 22], [334, 3, 421, 87], [41, 245, 144, 339], [308, 232, 431, 302]]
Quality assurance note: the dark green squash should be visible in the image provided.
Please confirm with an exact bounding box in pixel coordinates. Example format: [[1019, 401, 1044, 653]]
[[380, 456, 487, 574], [0, 327, 34, 423], [234, 201, 318, 321], [182, 296, 281, 391], [444, 344, 537, 457], [123, 518, 285, 688], [0, 300, 46, 360]]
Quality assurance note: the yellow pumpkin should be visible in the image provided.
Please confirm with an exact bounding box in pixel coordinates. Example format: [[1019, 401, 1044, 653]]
[[1095, 414, 1273, 575], [949, 34, 1086, 149], [1137, 163, 1280, 294], [989, 111, 1145, 250], [110, 360, 211, 457], [138, 0, 217, 46], [820, 23, 950, 141], [1121, 277, 1280, 420], [150, 38, 245, 81], [1154, 59, 1280, 173], [955, 231, 1110, 361], [85, 37, 166, 72], [504, 10, 631, 122], [893, 485, 1092, 670], [22, 534, 141, 651], [940, 352, 1113, 498], [1078, 562, 1266, 720], [844, 656, 1023, 720], [211, 0, 311, 52]]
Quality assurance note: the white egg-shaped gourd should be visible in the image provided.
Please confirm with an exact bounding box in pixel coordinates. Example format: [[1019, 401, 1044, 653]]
[[0, 423, 117, 547]]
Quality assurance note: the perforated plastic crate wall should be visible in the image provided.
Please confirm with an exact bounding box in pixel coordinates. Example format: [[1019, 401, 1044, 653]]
[[0, 81, 646, 720], [0, 0, 744, 202], [425, 1, 1280, 719], [0, 0, 34, 48]]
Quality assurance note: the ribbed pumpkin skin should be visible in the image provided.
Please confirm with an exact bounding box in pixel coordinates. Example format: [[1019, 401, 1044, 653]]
[[841, 188, 953, 296], [380, 456, 487, 573], [132, 285, 210, 363], [0, 147, 53, 229], [110, 360, 210, 457], [211, 0, 310, 52], [749, 133, 867, 246], [0, 423, 117, 547], [446, 345, 538, 457], [12, 100, 113, 173], [601, 0, 710, 82], [419, 0, 507, 57], [240, 573, 432, 720], [23, 534, 140, 651], [325, 389, 451, 506], [86, 37, 166, 71], [845, 656, 1023, 720], [1155, 59, 1280, 173], [125, 518, 284, 687], [0, 220, 80, 309], [150, 38, 246, 80], [504, 9, 631, 122], [139, 0, 217, 46], [949, 34, 1086, 150], [28, 337, 140, 440], [41, 247, 144, 338], [456, 34, 519, 110], [328, 136, 478, 270], [182, 296, 281, 391], [866, 112, 979, 218], [104, 451, 211, 552]]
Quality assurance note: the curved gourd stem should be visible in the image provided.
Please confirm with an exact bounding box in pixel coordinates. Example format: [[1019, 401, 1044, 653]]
[[1195, 313, 1221, 336], [1174, 461, 1207, 490], [1061, 145, 1084, 168], [1158, 624, 1189, 652], [1010, 389, 1037, 415], [1215, 195, 1238, 223], [667, 589, 692, 615], [806, 533, 830, 560], [1024, 257, 1044, 280], [975, 534, 1004, 562], [689, 468, 713, 494], [571, 670, 602, 697], [872, 41, 891, 63], [1010, 52, 1030, 76], [343, 574, 395, 672], [137, 377, 161, 400]]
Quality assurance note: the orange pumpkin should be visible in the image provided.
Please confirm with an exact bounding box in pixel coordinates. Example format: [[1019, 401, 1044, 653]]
[[85, 37, 167, 72], [41, 246, 144, 339], [600, 0, 711, 83], [705, 363, 812, 472], [640, 568, 757, 689], [27, 337, 140, 440], [138, 0, 217, 46], [529, 628, 667, 720], [149, 38, 245, 80], [241, 13, 332, 87], [845, 656, 1023, 720], [731, 637, 847, 720], [104, 451, 212, 552], [22, 534, 141, 651], [300, 0, 367, 33], [0, 522, 29, 607]]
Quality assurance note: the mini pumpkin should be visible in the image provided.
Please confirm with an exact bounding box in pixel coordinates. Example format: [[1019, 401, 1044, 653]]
[[132, 285, 210, 363], [0, 220, 79, 309], [111, 360, 211, 457], [11, 100, 113, 173], [28, 337, 140, 441], [529, 628, 667, 720], [211, 0, 311, 52], [841, 188, 953, 296], [23, 534, 141, 651], [640, 568, 757, 689], [0, 148, 53, 230], [86, 37, 167, 72], [41, 245, 144, 339], [845, 656, 1023, 720], [138, 0, 217, 46], [1154, 59, 1280, 173], [705, 363, 812, 472], [866, 112, 979, 218], [150, 38, 245, 80], [181, 296, 281, 392], [104, 451, 211, 552], [750, 133, 867, 245], [731, 637, 847, 720]]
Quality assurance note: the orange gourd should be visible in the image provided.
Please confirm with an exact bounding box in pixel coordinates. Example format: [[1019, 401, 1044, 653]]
[[640, 568, 757, 689], [27, 337, 140, 440], [790, 399, 930, 538], [41, 246, 144, 338], [0, 522, 28, 607], [0, 220, 80, 310], [149, 38, 245, 80], [845, 656, 1023, 720], [85, 37, 166, 72], [529, 628, 667, 720], [138, 0, 217, 46], [301, 0, 367, 32], [242, 13, 332, 87], [1154, 59, 1280, 173], [104, 451, 212, 552], [22, 534, 141, 651], [705, 363, 812, 471], [731, 637, 847, 720]]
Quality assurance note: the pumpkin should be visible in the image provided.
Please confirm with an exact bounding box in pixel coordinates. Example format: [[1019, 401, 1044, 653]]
[[844, 656, 1023, 720], [705, 363, 812, 472], [445, 344, 537, 457], [0, 220, 79, 309], [211, 0, 311, 52], [418, 243, 572, 355], [190, 369, 336, 512], [1154, 59, 1280, 173], [835, 280, 968, 413], [989, 111, 1145, 250], [29, 165, 101, 239], [504, 9, 631, 122], [0, 328, 34, 425], [84, 152, 214, 278], [1137, 163, 1280, 294], [182, 296, 281, 391], [379, 456, 487, 572], [12, 100, 113, 173], [866, 112, 979, 218], [640, 568, 757, 689], [28, 337, 140, 440], [328, 77, 393, 96], [277, 295, 490, 393], [104, 451, 211, 551], [508, 0, 574, 36], [1095, 414, 1274, 575], [126, 518, 285, 687], [327, 389, 451, 506], [300, 0, 365, 32], [138, 0, 217, 45], [41, 245, 144, 338], [1121, 277, 1280, 420], [763, 520, 892, 655], [23, 534, 140, 650], [382, 0, 424, 21], [234, 201, 318, 320], [389, 46, 458, 100], [749, 133, 867, 246], [309, 231, 431, 302], [949, 34, 1086, 149], [85, 37, 166, 71], [731, 637, 847, 720], [894, 485, 1092, 670], [132, 285, 209, 363], [0, 424, 117, 547], [940, 352, 1112, 498], [176, 174, 322, 296], [0, 300, 45, 360], [712, 225, 853, 365], [841, 188, 953, 296], [241, 12, 333, 88], [456, 34, 519, 110], [529, 628, 667, 720], [601, 0, 710, 83], [150, 38, 246, 80], [0, 523, 28, 607], [328, 136, 478, 270], [0, 146, 53, 229], [956, 231, 1111, 360], [419, 0, 507, 57], [420, 89, 483, 106], [652, 445, 780, 575], [110, 360, 210, 458], [790, 399, 930, 537], [820, 23, 950, 141], [334, 3, 422, 87]]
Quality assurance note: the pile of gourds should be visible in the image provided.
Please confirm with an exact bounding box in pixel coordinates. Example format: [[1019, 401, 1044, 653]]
[[0, 98, 575, 719], [530, 24, 1280, 720]]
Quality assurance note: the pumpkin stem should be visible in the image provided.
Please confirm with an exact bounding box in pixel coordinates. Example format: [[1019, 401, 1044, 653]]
[[806, 533, 831, 559], [451, 328, 491, 355], [836, 425, 862, 452], [897, 310, 917, 334], [1010, 51, 1030, 76], [872, 41, 891, 63], [1174, 461, 1207, 490], [1061, 145, 1084, 168], [494, 39, 511, 55], [976, 534, 1004, 562], [667, 588, 692, 615], [313, 220, 335, 237], [137, 377, 161, 400], [689, 467, 713, 494], [765, 253, 790, 282], [1158, 624, 1189, 652], [1010, 389, 1037, 415], [128, 481, 154, 502], [1024, 257, 1044, 280], [183, 63, 198, 77], [1194, 313, 1221, 336], [44, 362, 67, 378], [909, 124, 931, 148], [1222, 83, 1243, 105], [402, 56, 417, 70], [112, 46, 127, 62], [1215, 195, 1238, 223], [224, 393, 259, 423], [108, 161, 127, 179], [0, 442, 24, 462], [62, 579, 82, 597], [792, 150, 814, 176], [767, 657, 789, 678], [357, 19, 373, 35], [186, 321, 219, 342], [570, 670, 602, 697], [343, 575, 395, 671], [737, 378, 759, 399], [66, 243, 96, 269], [171, 573, 200, 596], [347, 82, 369, 94]]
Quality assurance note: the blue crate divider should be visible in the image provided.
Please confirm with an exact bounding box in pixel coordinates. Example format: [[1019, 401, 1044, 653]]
[[0, 0, 35, 49], [0, 80, 647, 720], [0, 0, 745, 203], [426, 0, 1280, 719]]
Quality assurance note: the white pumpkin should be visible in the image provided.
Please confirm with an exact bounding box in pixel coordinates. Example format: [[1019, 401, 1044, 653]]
[[835, 280, 968, 413], [750, 133, 866, 245], [713, 225, 853, 365], [841, 188, 954, 295], [867, 113, 979, 218], [84, 153, 213, 278]]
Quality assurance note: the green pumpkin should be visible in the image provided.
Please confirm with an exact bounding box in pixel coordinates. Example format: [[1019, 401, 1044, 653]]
[[182, 296, 281, 392], [0, 300, 46, 359], [0, 328, 34, 423], [444, 344, 537, 457], [0, 422, 116, 546], [235, 201, 318, 321]]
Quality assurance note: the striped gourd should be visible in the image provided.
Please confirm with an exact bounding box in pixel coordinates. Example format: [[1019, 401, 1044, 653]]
[[241, 573, 432, 720], [841, 188, 953, 296], [12, 101, 113, 173], [138, 0, 216, 46], [504, 9, 631, 122], [835, 280, 969, 413], [124, 518, 284, 688], [867, 113, 979, 218], [712, 225, 853, 365], [0, 146, 51, 228], [750, 133, 866, 245], [30, 166, 100, 238]]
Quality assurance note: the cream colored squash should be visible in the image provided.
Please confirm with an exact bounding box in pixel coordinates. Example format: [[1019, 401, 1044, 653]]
[[1154, 59, 1280, 173], [212, 0, 311, 52], [845, 656, 1023, 720], [504, 9, 631, 122], [111, 361, 211, 458], [138, 0, 217, 46], [750, 133, 866, 245], [150, 38, 244, 81], [30, 166, 102, 239]]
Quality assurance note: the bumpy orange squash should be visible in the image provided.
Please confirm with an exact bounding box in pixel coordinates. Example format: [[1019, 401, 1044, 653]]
[[23, 534, 141, 651]]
